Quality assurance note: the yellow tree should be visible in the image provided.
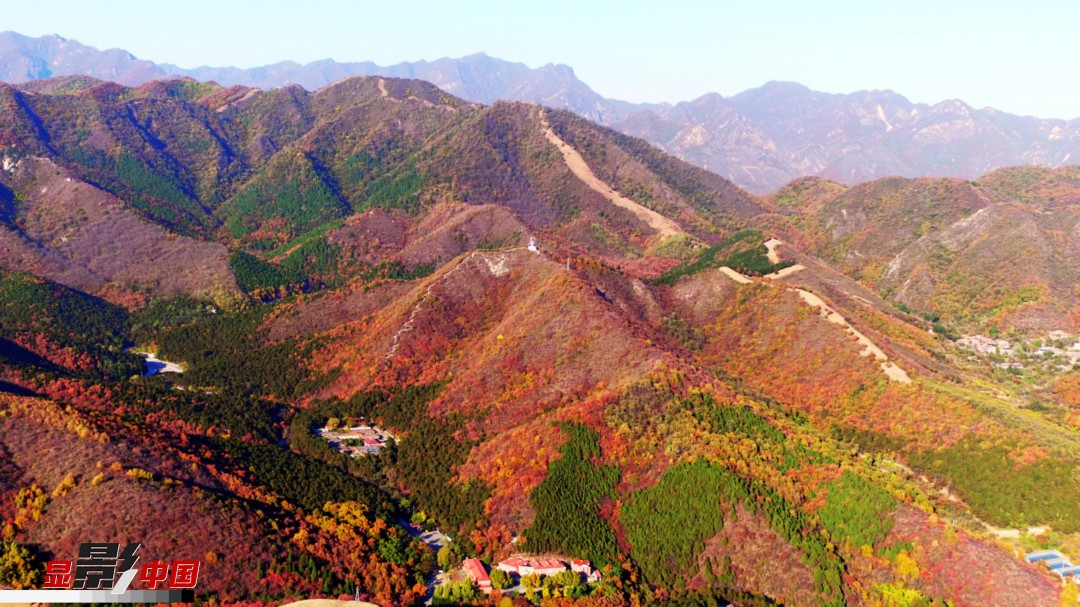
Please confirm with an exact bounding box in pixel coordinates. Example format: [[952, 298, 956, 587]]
[[0, 541, 41, 589]]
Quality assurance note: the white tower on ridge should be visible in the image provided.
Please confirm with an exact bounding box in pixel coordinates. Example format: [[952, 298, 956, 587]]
[[528, 237, 539, 253]]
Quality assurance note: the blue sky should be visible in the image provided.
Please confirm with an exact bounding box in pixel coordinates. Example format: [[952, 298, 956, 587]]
[[6, 0, 1080, 118]]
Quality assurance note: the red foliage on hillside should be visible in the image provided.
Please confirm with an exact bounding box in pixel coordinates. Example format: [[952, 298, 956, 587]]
[[693, 503, 821, 607], [885, 505, 1059, 607]]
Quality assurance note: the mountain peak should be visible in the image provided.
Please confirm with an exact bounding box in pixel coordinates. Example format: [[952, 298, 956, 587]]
[[3, 31, 1080, 196], [731, 80, 815, 101], [759, 80, 812, 93]]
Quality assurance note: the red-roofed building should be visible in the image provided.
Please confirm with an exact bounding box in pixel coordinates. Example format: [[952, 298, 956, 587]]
[[571, 558, 591, 574], [462, 558, 492, 592], [531, 559, 565, 577], [497, 557, 527, 574], [496, 556, 585, 578], [363, 437, 381, 446]]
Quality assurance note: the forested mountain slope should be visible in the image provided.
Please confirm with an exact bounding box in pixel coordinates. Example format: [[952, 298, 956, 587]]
[[764, 167, 1080, 333], [0, 75, 1074, 607], [8, 32, 1080, 195]]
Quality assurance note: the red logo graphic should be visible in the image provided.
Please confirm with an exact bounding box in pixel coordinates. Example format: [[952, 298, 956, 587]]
[[41, 543, 201, 591]]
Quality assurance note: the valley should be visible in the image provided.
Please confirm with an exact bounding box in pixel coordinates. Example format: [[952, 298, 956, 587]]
[[0, 72, 1079, 607]]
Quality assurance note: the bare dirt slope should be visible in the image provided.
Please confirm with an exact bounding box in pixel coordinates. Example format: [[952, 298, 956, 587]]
[[540, 111, 683, 238]]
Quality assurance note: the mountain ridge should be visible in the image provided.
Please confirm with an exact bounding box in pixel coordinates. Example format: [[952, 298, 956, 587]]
[[1, 71, 1078, 605], [7, 31, 1080, 194], [0, 31, 650, 125]]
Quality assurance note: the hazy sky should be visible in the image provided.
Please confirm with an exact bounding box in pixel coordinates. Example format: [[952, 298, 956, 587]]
[[6, 0, 1080, 118]]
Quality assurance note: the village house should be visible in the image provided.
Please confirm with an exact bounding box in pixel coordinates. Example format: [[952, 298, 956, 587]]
[[570, 558, 591, 575], [528, 559, 566, 577], [462, 558, 492, 592], [503, 557, 565, 577], [496, 557, 527, 574], [957, 334, 1012, 355], [537, 559, 565, 576]]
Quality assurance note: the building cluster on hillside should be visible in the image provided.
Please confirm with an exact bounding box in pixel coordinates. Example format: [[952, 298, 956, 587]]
[[500, 556, 599, 579], [497, 556, 566, 577], [1033, 344, 1080, 360], [1027, 550, 1080, 579], [957, 330, 1080, 371], [316, 423, 393, 456], [460, 556, 601, 593], [957, 334, 1014, 355]]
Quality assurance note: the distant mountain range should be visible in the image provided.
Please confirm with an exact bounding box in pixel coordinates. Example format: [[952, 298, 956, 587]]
[[4, 30, 1080, 194], [615, 84, 1080, 193], [0, 31, 646, 124], [2, 73, 1078, 607]]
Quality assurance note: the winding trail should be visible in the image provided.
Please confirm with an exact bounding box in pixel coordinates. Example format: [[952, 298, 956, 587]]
[[765, 264, 805, 280], [763, 238, 805, 279], [879, 458, 1048, 539], [539, 110, 682, 238], [718, 266, 752, 284], [763, 238, 784, 264], [397, 518, 450, 604], [796, 289, 911, 383], [718, 240, 911, 383]]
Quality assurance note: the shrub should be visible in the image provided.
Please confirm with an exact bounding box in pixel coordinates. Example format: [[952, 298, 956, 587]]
[[433, 579, 480, 605], [0, 541, 42, 589], [125, 468, 154, 481], [489, 567, 512, 590]]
